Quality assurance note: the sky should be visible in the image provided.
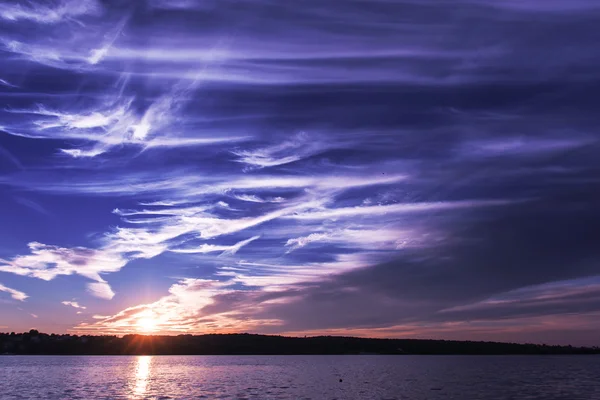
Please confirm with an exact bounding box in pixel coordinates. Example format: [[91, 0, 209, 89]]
[[0, 0, 599, 346]]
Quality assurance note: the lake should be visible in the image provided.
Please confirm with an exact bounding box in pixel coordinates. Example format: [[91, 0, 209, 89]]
[[1, 355, 599, 399]]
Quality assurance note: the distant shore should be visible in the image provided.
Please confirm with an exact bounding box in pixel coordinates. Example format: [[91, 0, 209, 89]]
[[2, 330, 599, 355]]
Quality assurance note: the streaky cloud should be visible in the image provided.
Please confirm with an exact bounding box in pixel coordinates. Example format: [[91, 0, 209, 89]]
[[1, 0, 598, 345], [0, 0, 101, 24], [2, 77, 247, 157], [148, 0, 208, 10], [62, 301, 86, 309], [285, 199, 519, 221], [13, 197, 51, 216], [284, 228, 423, 253], [74, 278, 278, 335], [232, 132, 330, 169], [440, 276, 600, 316], [0, 144, 23, 169], [0, 171, 406, 197], [0, 78, 17, 88], [460, 137, 595, 158], [230, 193, 285, 203], [0, 242, 122, 300], [0, 283, 28, 301], [87, 281, 115, 300], [170, 235, 260, 256]]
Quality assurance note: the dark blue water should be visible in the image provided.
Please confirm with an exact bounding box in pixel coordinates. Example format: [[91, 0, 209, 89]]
[[1, 355, 599, 399]]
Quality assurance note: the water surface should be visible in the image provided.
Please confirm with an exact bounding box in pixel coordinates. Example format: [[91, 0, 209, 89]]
[[1, 355, 599, 399]]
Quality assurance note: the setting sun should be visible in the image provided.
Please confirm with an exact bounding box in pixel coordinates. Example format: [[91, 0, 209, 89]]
[[137, 316, 157, 333]]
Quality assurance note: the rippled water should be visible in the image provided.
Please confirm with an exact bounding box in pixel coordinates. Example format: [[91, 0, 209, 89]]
[[1, 355, 599, 399]]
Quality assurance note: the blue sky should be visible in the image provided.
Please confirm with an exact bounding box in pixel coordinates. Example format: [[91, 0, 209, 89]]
[[1, 0, 600, 346]]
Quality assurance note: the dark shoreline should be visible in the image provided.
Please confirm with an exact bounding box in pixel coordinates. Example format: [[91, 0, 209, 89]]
[[2, 331, 599, 356]]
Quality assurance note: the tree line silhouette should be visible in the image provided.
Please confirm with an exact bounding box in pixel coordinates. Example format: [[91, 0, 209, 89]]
[[1, 330, 598, 355]]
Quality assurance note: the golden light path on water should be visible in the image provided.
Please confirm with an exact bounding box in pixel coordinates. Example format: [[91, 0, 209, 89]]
[[133, 356, 152, 398]]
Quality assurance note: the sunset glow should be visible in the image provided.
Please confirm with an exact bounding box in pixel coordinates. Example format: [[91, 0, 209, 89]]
[[0, 0, 599, 347], [137, 318, 157, 333]]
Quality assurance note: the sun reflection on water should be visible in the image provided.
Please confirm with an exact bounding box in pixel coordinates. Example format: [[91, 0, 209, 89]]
[[133, 355, 152, 398]]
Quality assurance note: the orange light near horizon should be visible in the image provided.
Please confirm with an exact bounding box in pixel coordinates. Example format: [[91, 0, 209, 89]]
[[137, 318, 156, 333], [135, 309, 158, 333]]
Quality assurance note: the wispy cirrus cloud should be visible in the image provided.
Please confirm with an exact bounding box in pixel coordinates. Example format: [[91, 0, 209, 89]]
[[0, 283, 28, 301], [0, 156, 519, 306], [229, 193, 285, 203], [62, 301, 86, 309], [74, 278, 281, 335], [284, 199, 518, 221], [2, 76, 248, 158], [284, 227, 427, 253], [439, 276, 600, 317], [233, 132, 331, 169], [0, 78, 17, 88], [0, 145, 23, 169], [0, 243, 124, 300], [0, 170, 406, 198], [86, 282, 115, 300], [460, 137, 594, 158], [1, 0, 599, 345], [78, 252, 408, 335], [147, 0, 208, 10], [0, 10, 126, 70], [13, 197, 51, 216], [170, 236, 260, 256], [0, 0, 101, 24], [221, 252, 381, 289], [0, 167, 413, 302]]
